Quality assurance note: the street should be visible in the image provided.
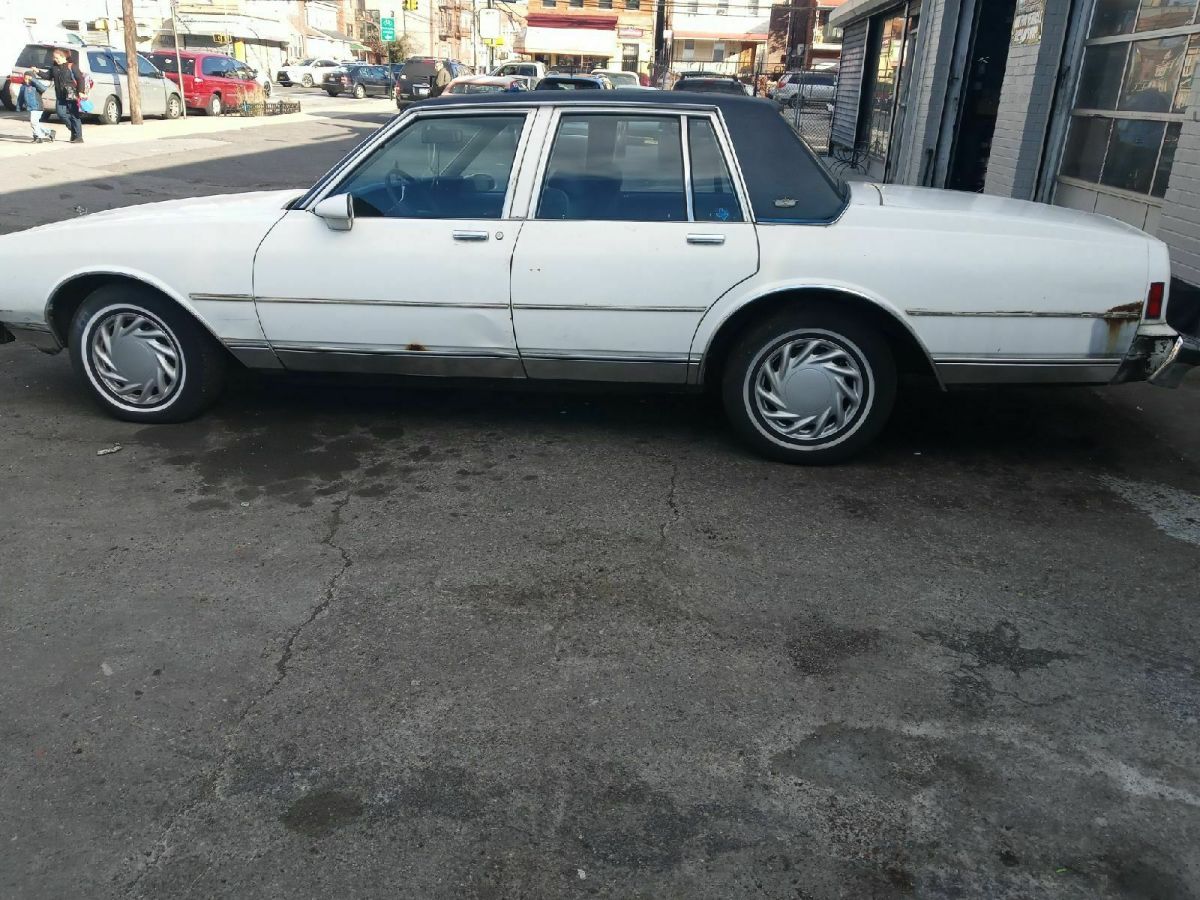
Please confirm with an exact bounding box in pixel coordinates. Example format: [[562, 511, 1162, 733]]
[[2, 103, 1200, 900]]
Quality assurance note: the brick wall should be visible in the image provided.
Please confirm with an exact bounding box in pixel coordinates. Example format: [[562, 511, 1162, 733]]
[[1159, 117, 1200, 286], [984, 2, 1069, 199]]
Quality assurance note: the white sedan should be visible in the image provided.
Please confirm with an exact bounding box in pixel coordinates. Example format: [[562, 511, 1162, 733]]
[[1, 92, 1196, 463]]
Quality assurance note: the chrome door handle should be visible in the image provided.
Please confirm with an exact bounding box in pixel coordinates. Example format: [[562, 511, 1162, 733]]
[[687, 233, 725, 245], [452, 230, 490, 242]]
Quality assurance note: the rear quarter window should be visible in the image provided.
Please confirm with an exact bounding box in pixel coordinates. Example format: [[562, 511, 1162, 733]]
[[15, 45, 77, 68]]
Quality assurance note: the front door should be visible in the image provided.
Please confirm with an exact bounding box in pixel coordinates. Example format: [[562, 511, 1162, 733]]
[[253, 110, 533, 376], [510, 111, 759, 382]]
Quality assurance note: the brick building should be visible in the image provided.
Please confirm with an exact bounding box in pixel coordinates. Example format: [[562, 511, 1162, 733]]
[[827, 0, 1200, 300]]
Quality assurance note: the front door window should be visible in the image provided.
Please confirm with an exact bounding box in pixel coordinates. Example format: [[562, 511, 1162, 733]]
[[335, 114, 527, 219]]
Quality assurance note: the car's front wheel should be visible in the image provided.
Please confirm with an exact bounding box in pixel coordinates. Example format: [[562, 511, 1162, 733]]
[[721, 308, 897, 464], [302, 74, 314, 87], [69, 285, 227, 424], [164, 94, 182, 119]]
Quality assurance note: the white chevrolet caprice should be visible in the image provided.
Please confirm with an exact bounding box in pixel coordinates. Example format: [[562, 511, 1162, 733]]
[[1, 92, 1197, 463]]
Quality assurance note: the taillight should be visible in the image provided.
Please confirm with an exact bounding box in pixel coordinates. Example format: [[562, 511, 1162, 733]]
[[1146, 281, 1165, 320]]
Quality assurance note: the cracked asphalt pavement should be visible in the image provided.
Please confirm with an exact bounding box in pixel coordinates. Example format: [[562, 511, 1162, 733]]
[[2, 111, 1200, 900]]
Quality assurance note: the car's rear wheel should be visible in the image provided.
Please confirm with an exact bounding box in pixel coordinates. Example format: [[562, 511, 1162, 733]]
[[205, 93, 222, 116], [0, 82, 14, 111], [721, 307, 897, 464], [325, 88, 339, 97], [302, 74, 314, 87], [353, 83, 366, 99], [69, 285, 227, 424], [100, 95, 120, 125]]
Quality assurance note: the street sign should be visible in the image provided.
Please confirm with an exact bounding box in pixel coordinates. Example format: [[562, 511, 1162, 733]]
[[479, 8, 501, 40], [381, 17, 396, 41], [484, 37, 505, 47]]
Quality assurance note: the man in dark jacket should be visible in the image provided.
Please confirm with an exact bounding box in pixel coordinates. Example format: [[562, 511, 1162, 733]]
[[47, 48, 87, 143]]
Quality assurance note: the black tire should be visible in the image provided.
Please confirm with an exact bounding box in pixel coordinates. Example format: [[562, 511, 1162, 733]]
[[353, 83, 366, 99], [164, 93, 182, 119], [100, 95, 120, 125], [0, 82, 14, 111], [205, 93, 222, 116], [721, 305, 897, 464], [69, 285, 227, 424], [302, 74, 314, 87], [325, 89, 339, 97], [262, 81, 272, 97]]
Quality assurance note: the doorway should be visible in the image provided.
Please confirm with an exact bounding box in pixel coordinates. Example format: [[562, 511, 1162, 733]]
[[946, 0, 1017, 191]]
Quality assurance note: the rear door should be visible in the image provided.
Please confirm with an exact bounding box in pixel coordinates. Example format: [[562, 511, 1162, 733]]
[[510, 109, 758, 383]]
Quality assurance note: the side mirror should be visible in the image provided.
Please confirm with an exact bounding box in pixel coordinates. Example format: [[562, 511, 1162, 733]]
[[313, 193, 354, 232]]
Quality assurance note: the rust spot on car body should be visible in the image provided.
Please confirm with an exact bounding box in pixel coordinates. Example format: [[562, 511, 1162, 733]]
[[1104, 302, 1143, 319], [1103, 303, 1142, 354], [405, 342, 428, 352]]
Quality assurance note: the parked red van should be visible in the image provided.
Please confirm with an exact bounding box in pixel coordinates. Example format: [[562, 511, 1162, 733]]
[[147, 50, 263, 116]]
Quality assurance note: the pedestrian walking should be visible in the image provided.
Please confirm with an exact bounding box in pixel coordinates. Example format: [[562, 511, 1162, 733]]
[[432, 60, 451, 97], [20, 72, 56, 143], [47, 48, 88, 144]]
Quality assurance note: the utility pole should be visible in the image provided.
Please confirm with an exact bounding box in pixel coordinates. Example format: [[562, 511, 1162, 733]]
[[121, 0, 143, 124]]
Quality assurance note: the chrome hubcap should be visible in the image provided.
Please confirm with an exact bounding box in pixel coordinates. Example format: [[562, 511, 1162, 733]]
[[89, 310, 182, 407], [752, 335, 867, 442]]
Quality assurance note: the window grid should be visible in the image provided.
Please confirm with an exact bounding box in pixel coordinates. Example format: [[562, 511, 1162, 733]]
[[1064, 0, 1200, 199]]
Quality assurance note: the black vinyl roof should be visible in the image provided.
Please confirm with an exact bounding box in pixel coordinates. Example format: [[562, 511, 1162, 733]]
[[415, 90, 848, 223]]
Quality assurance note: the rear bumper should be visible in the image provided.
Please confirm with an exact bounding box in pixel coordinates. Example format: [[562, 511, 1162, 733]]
[[1149, 334, 1200, 387], [1112, 330, 1200, 387]]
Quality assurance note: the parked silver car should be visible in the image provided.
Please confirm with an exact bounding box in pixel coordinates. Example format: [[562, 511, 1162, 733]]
[[14, 42, 182, 124], [774, 70, 837, 108]]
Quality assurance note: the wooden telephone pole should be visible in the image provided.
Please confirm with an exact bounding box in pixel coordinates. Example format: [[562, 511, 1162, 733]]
[[121, 0, 143, 124]]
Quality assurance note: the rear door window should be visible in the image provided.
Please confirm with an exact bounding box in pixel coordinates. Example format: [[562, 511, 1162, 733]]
[[89, 51, 120, 74], [688, 118, 743, 223], [150, 54, 196, 76], [537, 114, 686, 221]]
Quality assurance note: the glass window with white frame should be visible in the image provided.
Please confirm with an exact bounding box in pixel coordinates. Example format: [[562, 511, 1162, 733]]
[[1059, 0, 1200, 199]]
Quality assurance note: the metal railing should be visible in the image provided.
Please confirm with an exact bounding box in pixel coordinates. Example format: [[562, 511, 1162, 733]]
[[782, 99, 831, 155]]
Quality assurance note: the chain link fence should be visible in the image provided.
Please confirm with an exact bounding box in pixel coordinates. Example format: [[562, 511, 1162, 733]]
[[781, 100, 832, 155]]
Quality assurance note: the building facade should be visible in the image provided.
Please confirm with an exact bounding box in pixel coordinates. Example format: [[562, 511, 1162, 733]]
[[515, 0, 653, 75], [828, 0, 1200, 299]]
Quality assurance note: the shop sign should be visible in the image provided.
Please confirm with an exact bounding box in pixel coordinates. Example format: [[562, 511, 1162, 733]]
[[617, 27, 643, 39], [1013, 0, 1044, 46]]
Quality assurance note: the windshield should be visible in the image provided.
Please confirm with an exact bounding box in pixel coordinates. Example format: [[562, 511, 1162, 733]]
[[297, 58, 314, 66]]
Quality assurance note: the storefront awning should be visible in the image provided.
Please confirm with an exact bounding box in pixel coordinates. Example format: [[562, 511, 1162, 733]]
[[520, 26, 618, 55], [171, 14, 290, 44]]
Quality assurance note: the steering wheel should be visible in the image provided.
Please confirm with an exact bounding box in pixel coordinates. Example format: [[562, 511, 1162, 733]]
[[384, 167, 416, 209]]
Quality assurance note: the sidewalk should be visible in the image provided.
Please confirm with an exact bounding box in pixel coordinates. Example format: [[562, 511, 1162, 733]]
[[0, 92, 379, 161]]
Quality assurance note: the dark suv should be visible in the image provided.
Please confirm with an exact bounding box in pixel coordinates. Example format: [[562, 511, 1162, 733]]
[[393, 57, 466, 105], [323, 64, 395, 98]]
